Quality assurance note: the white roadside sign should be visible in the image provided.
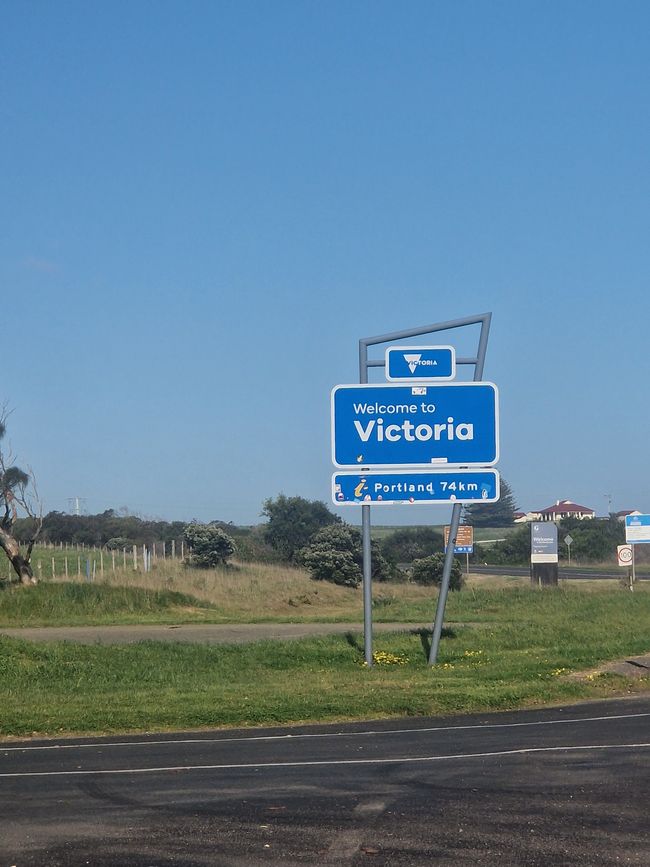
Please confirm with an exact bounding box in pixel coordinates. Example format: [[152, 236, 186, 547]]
[[617, 545, 633, 567]]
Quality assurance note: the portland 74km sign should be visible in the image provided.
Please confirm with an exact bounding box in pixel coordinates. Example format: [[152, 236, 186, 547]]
[[331, 382, 499, 468]]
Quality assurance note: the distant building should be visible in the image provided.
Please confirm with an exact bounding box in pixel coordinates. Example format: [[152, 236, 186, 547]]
[[614, 509, 642, 522], [513, 511, 528, 524], [527, 499, 596, 522]]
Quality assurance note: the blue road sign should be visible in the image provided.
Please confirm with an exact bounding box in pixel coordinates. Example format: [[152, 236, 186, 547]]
[[625, 513, 650, 544], [386, 345, 456, 381], [331, 382, 499, 468], [332, 469, 500, 506]]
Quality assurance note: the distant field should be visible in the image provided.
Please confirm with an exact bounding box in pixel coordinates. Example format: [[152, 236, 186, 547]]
[[370, 524, 520, 542]]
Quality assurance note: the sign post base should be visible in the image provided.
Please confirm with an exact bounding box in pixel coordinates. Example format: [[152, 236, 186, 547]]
[[531, 563, 559, 587]]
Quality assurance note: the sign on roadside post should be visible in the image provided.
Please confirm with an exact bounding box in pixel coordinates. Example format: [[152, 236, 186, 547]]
[[617, 544, 633, 566], [331, 382, 499, 468], [564, 533, 574, 566], [617, 543, 634, 590], [332, 469, 500, 506], [625, 514, 650, 544], [444, 524, 474, 554], [339, 312, 496, 668], [530, 522, 558, 586]]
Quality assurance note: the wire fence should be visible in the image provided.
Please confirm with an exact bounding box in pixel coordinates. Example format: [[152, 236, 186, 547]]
[[6, 541, 188, 582]]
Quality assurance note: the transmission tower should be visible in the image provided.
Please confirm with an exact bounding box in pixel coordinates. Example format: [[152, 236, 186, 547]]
[[67, 497, 86, 516]]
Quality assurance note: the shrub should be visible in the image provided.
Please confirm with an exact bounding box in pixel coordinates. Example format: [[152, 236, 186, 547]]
[[300, 524, 393, 588], [183, 523, 236, 568], [411, 553, 464, 590], [105, 537, 131, 550]]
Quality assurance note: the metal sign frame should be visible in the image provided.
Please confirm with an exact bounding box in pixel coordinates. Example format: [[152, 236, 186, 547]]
[[357, 313, 492, 666]]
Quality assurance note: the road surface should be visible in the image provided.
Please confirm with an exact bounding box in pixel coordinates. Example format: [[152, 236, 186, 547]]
[[472, 565, 648, 580], [1, 696, 649, 865]]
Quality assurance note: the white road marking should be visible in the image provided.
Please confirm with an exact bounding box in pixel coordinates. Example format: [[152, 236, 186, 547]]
[[323, 800, 389, 862], [354, 799, 387, 816], [0, 742, 649, 778], [2, 710, 649, 753]]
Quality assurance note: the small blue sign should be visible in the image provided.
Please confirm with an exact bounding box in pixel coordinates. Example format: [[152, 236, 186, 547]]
[[625, 514, 650, 544], [331, 382, 499, 468], [386, 345, 456, 381], [332, 469, 500, 506]]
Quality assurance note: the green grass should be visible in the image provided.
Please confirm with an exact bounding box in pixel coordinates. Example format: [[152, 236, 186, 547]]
[[0, 585, 649, 737], [0, 582, 220, 626]]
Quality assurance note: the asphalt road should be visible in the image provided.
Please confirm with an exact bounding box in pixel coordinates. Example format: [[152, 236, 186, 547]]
[[472, 565, 648, 580], [2, 696, 649, 865]]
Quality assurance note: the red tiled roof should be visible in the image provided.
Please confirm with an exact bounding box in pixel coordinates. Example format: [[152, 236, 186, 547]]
[[536, 500, 595, 515]]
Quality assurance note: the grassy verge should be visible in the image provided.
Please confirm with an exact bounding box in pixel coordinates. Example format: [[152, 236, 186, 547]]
[[0, 586, 649, 737], [0, 565, 647, 627], [0, 582, 221, 626], [0, 562, 439, 626]]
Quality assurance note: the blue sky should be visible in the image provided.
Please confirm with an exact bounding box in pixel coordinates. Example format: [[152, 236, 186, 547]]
[[3, 0, 649, 524]]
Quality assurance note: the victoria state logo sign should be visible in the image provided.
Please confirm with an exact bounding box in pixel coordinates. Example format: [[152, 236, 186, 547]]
[[404, 353, 436, 374], [385, 346, 456, 382]]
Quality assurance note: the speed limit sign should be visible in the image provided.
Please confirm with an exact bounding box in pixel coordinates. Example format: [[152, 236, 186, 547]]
[[617, 545, 633, 567]]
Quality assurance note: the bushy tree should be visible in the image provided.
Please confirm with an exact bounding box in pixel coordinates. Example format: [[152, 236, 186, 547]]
[[262, 495, 341, 562], [381, 526, 444, 566], [300, 524, 392, 587], [411, 553, 464, 590], [0, 413, 42, 584], [464, 478, 517, 528], [483, 525, 531, 565], [558, 516, 624, 562], [14, 509, 188, 549], [183, 523, 236, 568]]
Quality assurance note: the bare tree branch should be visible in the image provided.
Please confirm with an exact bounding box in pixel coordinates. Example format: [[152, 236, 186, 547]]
[[0, 410, 41, 584]]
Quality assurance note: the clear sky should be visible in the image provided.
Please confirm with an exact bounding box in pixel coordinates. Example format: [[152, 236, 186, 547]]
[[3, 0, 649, 525]]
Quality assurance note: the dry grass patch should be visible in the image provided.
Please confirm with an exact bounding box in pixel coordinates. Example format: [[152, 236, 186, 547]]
[[49, 560, 368, 621]]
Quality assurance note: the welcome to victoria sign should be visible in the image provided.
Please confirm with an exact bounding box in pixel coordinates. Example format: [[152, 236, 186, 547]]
[[331, 382, 499, 469], [330, 379, 500, 506]]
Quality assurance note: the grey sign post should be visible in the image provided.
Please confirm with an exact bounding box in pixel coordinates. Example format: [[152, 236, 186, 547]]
[[357, 313, 493, 667], [531, 522, 559, 586]]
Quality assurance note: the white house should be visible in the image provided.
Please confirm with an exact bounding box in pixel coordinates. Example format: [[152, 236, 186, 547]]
[[527, 499, 596, 522]]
